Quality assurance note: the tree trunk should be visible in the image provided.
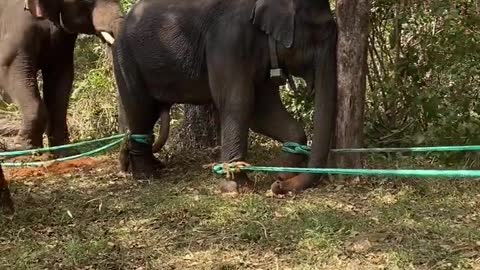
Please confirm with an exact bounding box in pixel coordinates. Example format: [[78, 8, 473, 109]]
[[180, 104, 220, 149], [334, 0, 370, 168]]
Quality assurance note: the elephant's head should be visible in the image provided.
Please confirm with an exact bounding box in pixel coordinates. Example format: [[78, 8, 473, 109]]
[[24, 0, 123, 45], [252, 0, 338, 192]]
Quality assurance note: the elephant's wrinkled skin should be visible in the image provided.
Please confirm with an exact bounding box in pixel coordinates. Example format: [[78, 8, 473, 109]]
[[0, 0, 123, 151], [113, 0, 337, 194]]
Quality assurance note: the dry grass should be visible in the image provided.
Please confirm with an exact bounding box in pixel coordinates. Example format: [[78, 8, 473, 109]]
[[1, 145, 480, 270]]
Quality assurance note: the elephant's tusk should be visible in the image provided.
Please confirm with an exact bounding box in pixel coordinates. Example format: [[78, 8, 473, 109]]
[[100, 32, 115, 45]]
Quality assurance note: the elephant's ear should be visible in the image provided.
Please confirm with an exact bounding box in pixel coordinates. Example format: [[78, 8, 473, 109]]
[[250, 0, 296, 48]]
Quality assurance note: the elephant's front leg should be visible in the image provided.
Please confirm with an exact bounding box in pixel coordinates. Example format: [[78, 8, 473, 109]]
[[250, 81, 308, 181], [41, 38, 77, 157], [207, 54, 255, 194], [217, 108, 254, 193], [42, 54, 74, 156], [7, 57, 47, 149]]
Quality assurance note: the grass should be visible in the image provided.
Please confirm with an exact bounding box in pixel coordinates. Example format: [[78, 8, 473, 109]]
[[1, 146, 480, 269]]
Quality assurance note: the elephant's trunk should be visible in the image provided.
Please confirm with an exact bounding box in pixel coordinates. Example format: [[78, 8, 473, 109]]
[[307, 27, 337, 174], [271, 23, 337, 195]]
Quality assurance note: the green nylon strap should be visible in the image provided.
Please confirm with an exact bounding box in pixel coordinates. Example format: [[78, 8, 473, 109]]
[[213, 164, 480, 178], [0, 134, 125, 158], [282, 142, 311, 155], [1, 138, 124, 167], [0, 133, 153, 158], [0, 133, 152, 167], [129, 134, 153, 145], [282, 142, 480, 155]]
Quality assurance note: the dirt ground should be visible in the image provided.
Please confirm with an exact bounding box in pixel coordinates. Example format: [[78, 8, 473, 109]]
[[0, 111, 19, 150], [1, 144, 480, 269]]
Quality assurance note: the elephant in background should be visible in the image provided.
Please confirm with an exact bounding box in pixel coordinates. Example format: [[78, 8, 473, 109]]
[[113, 0, 337, 195], [0, 0, 123, 151], [0, 165, 14, 216]]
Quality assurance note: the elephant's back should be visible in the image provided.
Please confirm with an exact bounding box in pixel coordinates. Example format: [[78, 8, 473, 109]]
[[121, 0, 222, 80], [119, 0, 257, 81]]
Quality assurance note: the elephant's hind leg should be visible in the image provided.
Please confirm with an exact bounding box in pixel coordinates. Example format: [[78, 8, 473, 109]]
[[250, 81, 308, 182], [113, 56, 162, 179], [120, 98, 161, 179]]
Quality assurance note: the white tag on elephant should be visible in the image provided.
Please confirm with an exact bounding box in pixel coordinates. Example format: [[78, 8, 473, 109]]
[[270, 68, 283, 78]]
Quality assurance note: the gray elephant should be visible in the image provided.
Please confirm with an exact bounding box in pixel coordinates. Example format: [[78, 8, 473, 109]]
[[113, 0, 337, 195], [0, 0, 123, 151]]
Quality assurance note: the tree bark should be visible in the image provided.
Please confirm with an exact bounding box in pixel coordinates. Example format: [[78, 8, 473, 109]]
[[334, 0, 370, 168], [180, 104, 220, 149]]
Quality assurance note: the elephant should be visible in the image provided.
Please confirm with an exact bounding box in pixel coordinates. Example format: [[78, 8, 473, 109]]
[[0, 165, 14, 215], [0, 0, 123, 152], [113, 0, 337, 195]]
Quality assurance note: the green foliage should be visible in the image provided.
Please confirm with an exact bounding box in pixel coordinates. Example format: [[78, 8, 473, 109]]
[[69, 36, 119, 140], [280, 79, 315, 134], [366, 0, 480, 147], [67, 0, 137, 140], [280, 0, 480, 148]]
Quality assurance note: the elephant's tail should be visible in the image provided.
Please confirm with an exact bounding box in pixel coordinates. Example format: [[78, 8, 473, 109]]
[[152, 107, 171, 153]]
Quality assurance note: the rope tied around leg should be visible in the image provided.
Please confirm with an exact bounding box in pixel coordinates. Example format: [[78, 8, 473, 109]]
[[205, 162, 252, 179], [127, 133, 154, 145]]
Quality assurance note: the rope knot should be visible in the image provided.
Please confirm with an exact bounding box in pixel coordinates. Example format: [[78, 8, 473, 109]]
[[207, 161, 251, 179]]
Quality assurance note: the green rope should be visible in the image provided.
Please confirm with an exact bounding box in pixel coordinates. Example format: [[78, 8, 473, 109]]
[[1, 138, 124, 167], [0, 133, 152, 167], [282, 142, 309, 155], [0, 134, 126, 158], [129, 134, 153, 145], [213, 163, 480, 178], [282, 142, 480, 155], [333, 145, 480, 153], [282, 142, 311, 155]]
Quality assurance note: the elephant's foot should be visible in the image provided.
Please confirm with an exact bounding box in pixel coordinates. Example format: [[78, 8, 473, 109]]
[[269, 153, 307, 182], [219, 173, 255, 195], [12, 135, 77, 158], [47, 136, 75, 158], [51, 149, 75, 158], [128, 153, 164, 180], [0, 187, 14, 216], [271, 174, 320, 195], [11, 134, 42, 151], [51, 146, 79, 159], [120, 152, 165, 174], [119, 139, 164, 179]]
